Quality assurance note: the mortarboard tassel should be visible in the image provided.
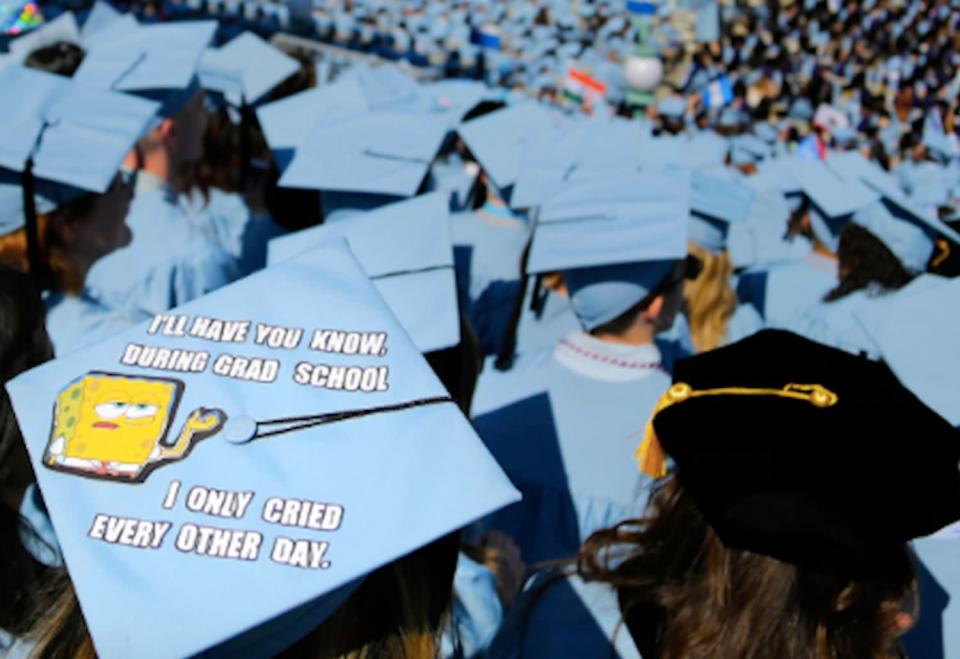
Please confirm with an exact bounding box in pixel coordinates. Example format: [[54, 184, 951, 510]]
[[22, 156, 43, 282], [636, 382, 839, 479]]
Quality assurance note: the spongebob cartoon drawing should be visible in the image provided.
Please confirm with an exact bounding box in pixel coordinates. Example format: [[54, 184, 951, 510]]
[[44, 371, 226, 483]]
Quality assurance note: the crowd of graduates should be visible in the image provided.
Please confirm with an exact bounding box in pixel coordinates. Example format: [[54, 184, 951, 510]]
[[0, 0, 959, 657]]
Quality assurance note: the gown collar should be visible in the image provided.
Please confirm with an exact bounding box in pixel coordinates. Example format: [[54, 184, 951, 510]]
[[553, 331, 665, 383]]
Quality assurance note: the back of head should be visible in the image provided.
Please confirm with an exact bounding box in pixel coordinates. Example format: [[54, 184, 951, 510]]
[[581, 476, 914, 659], [825, 223, 914, 302], [24, 41, 86, 77]]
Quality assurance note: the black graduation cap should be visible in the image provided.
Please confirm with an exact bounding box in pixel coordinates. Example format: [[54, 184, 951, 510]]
[[639, 330, 960, 576]]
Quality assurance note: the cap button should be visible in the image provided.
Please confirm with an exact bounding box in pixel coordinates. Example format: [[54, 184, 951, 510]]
[[223, 416, 258, 444]]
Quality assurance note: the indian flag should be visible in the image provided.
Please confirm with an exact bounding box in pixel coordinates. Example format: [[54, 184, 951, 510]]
[[563, 68, 607, 108], [701, 76, 733, 110]]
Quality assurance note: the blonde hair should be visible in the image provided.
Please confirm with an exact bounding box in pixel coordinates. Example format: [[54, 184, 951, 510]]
[[683, 242, 737, 353]]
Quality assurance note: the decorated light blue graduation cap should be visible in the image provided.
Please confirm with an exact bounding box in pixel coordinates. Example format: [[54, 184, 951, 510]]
[[197, 32, 299, 106], [73, 20, 215, 116], [510, 118, 643, 209], [4, 238, 519, 658], [0, 66, 159, 233], [457, 101, 562, 193], [278, 109, 447, 197], [855, 277, 960, 427], [267, 193, 457, 353], [792, 158, 878, 252], [527, 171, 690, 331], [690, 170, 754, 252]]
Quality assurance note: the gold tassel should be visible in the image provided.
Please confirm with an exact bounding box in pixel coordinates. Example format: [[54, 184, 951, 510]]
[[634, 382, 838, 479]]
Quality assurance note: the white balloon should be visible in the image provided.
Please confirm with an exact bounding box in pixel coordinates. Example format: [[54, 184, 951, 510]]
[[624, 55, 663, 92]]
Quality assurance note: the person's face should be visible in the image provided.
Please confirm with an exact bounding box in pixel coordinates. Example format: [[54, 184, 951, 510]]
[[172, 90, 209, 167]]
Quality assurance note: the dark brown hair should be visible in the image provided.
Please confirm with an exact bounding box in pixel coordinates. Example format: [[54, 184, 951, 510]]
[[0, 269, 55, 637], [824, 223, 915, 302], [579, 476, 915, 659]]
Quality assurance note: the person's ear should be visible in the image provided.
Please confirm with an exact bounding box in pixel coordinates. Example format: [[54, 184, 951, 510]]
[[157, 117, 176, 147], [644, 295, 665, 323]]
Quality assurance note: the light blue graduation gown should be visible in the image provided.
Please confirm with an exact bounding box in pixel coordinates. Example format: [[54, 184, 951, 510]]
[[789, 275, 948, 359], [470, 333, 670, 564], [737, 252, 838, 329], [442, 553, 503, 659], [428, 154, 479, 212], [181, 187, 287, 276], [488, 571, 641, 659], [85, 174, 241, 315], [449, 209, 529, 308], [725, 303, 764, 345], [44, 291, 150, 357], [786, 288, 885, 358], [470, 281, 582, 358], [905, 528, 960, 659]]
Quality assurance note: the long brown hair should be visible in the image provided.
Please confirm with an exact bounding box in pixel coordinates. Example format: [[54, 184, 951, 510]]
[[683, 243, 736, 353], [0, 198, 96, 294], [579, 477, 915, 659], [25, 536, 457, 659]]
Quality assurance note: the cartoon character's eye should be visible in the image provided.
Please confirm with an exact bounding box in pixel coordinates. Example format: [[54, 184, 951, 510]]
[[125, 404, 159, 420], [95, 402, 128, 419]]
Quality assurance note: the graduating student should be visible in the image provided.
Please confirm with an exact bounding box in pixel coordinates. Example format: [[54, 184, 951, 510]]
[[684, 170, 763, 352], [6, 239, 519, 658], [450, 102, 559, 319], [470, 171, 693, 565], [189, 31, 302, 276], [491, 330, 960, 659], [788, 154, 960, 356], [76, 21, 241, 315], [736, 158, 876, 329], [0, 66, 158, 355], [855, 277, 960, 657]]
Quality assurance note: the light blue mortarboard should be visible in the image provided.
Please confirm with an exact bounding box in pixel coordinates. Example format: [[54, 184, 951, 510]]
[[0, 66, 159, 234], [510, 119, 643, 209], [197, 32, 299, 106], [80, 1, 122, 40], [4, 238, 520, 658], [792, 158, 878, 252], [527, 171, 690, 330], [267, 193, 458, 353], [690, 171, 754, 253], [278, 110, 447, 197], [72, 20, 216, 116], [657, 95, 686, 119], [855, 276, 960, 427], [827, 151, 960, 271], [255, 80, 368, 171], [729, 134, 770, 165], [80, 9, 137, 49], [458, 102, 563, 193]]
